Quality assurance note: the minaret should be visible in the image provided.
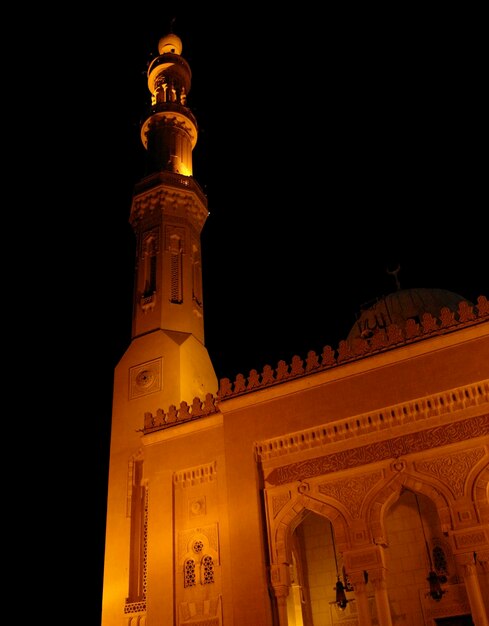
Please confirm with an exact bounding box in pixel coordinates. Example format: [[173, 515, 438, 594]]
[[128, 30, 217, 402], [102, 32, 217, 626]]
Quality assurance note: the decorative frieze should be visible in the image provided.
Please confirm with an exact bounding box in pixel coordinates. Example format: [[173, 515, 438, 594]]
[[344, 547, 384, 571], [174, 461, 217, 488], [130, 175, 208, 229], [256, 381, 489, 463], [265, 415, 489, 486], [453, 529, 488, 550]]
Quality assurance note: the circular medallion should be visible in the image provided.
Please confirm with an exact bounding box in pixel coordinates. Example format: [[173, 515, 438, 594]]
[[193, 540, 204, 554], [136, 369, 155, 388]]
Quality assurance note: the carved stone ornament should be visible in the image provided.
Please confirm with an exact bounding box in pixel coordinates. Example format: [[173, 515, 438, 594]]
[[130, 358, 162, 399]]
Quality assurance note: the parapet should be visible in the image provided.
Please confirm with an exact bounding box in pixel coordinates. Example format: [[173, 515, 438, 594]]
[[218, 295, 489, 399], [140, 295, 488, 434]]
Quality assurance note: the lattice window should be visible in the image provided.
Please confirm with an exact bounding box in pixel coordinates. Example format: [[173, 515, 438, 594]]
[[184, 559, 196, 587], [192, 244, 203, 306], [170, 235, 183, 304], [127, 461, 146, 603], [201, 555, 214, 585], [142, 234, 157, 297]]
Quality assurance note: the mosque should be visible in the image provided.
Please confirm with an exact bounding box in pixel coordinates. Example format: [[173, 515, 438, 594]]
[[101, 31, 489, 626]]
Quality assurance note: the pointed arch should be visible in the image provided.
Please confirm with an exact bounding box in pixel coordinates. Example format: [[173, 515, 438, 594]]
[[473, 460, 489, 523], [364, 468, 452, 545], [270, 491, 350, 566]]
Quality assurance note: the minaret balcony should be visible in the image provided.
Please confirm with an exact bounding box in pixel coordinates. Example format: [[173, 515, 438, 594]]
[[143, 102, 197, 129], [147, 53, 191, 93], [148, 52, 190, 73], [133, 171, 207, 206]]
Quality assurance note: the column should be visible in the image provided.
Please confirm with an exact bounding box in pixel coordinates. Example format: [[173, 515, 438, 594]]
[[343, 545, 391, 626], [274, 588, 289, 626], [348, 572, 372, 626], [457, 552, 489, 626], [370, 572, 393, 626], [270, 563, 291, 626]]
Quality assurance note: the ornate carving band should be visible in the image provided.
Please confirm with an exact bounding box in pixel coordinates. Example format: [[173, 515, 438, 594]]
[[265, 414, 489, 486]]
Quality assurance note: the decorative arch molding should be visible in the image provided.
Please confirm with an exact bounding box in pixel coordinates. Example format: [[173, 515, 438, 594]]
[[366, 464, 452, 544], [472, 457, 489, 524], [264, 447, 489, 608], [266, 450, 489, 563], [268, 488, 350, 567]]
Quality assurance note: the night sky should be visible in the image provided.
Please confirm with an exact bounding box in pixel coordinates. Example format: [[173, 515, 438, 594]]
[[45, 7, 487, 622]]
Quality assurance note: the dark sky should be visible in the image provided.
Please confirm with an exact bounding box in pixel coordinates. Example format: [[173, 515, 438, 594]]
[[46, 7, 486, 622], [90, 8, 487, 379]]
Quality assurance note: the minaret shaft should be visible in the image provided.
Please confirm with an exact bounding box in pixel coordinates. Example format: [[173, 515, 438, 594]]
[[130, 172, 208, 343], [130, 32, 210, 344]]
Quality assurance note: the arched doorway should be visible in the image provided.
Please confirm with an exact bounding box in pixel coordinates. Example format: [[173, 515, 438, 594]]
[[286, 512, 358, 626]]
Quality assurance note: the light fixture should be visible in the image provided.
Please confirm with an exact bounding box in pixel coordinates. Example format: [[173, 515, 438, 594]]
[[330, 522, 349, 610], [415, 493, 446, 601]]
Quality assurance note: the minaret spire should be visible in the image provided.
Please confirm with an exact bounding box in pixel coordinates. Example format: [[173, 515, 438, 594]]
[[141, 31, 197, 176]]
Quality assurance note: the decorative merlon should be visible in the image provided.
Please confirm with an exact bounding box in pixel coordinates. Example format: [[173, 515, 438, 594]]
[[219, 296, 489, 399], [138, 297, 488, 437], [141, 393, 218, 434]]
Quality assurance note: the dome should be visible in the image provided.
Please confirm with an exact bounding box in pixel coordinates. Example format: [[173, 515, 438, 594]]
[[347, 288, 471, 342], [158, 33, 183, 56]]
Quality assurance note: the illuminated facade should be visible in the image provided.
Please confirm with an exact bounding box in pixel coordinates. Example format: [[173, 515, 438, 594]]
[[101, 32, 489, 626]]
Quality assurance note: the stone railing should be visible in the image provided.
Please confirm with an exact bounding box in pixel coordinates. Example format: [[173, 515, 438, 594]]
[[131, 170, 208, 209], [218, 295, 489, 399]]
